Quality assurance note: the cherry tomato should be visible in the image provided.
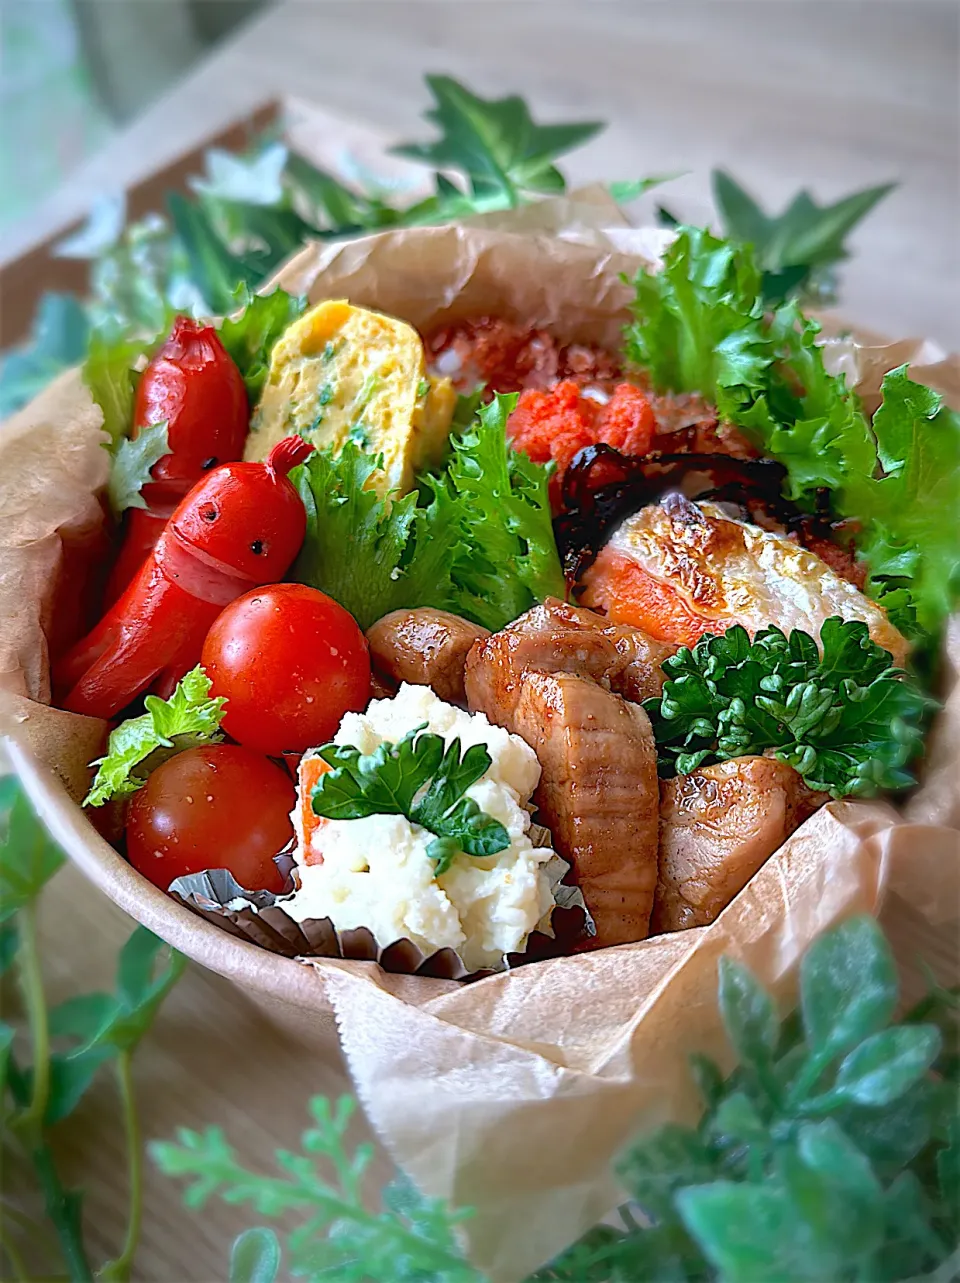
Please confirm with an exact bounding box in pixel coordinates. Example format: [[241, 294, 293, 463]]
[[201, 583, 370, 756], [126, 744, 293, 892]]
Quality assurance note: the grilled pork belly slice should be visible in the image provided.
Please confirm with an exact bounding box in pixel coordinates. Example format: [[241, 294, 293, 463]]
[[465, 599, 667, 948], [463, 597, 675, 722], [509, 671, 660, 948], [366, 609, 489, 706], [651, 756, 825, 934], [580, 493, 908, 665]]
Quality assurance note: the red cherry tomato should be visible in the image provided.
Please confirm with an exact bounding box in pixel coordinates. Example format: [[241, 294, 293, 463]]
[[126, 744, 293, 892], [202, 584, 370, 756]]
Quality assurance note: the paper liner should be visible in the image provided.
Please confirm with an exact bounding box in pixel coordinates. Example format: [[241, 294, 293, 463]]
[[1, 200, 958, 1282], [167, 853, 594, 981]]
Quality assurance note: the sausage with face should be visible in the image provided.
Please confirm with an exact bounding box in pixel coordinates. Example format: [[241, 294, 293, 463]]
[[56, 437, 313, 719]]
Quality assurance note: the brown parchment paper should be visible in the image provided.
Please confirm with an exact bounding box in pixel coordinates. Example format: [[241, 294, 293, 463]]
[[2, 210, 959, 1283]]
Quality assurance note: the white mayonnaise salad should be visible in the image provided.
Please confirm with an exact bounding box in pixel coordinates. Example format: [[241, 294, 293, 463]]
[[284, 683, 558, 971]]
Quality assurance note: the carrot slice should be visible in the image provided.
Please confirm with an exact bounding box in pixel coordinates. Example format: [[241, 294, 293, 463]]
[[581, 546, 727, 647], [297, 755, 331, 866]]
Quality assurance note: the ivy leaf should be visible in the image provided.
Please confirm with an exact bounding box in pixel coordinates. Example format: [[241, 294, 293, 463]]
[[800, 916, 899, 1065], [0, 292, 91, 418], [107, 420, 170, 516], [94, 928, 186, 1053], [608, 175, 684, 204], [391, 75, 602, 205], [44, 1047, 116, 1125], [712, 170, 895, 304], [190, 143, 289, 206], [0, 779, 65, 921]]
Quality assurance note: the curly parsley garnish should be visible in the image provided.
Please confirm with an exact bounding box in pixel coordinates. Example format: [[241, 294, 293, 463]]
[[644, 618, 934, 798], [310, 728, 509, 874]]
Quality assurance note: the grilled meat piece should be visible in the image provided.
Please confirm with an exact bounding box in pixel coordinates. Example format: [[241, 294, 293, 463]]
[[465, 599, 667, 947], [463, 597, 675, 721], [651, 756, 824, 934], [509, 671, 660, 948], [366, 609, 489, 707]]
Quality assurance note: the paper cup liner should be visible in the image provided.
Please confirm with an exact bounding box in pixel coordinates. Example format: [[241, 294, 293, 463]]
[[169, 843, 595, 981]]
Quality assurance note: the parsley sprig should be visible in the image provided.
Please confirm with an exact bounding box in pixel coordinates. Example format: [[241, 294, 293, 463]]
[[311, 729, 509, 875], [644, 618, 934, 798]]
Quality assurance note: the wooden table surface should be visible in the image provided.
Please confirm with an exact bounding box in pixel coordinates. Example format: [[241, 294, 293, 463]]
[[8, 4, 959, 1280]]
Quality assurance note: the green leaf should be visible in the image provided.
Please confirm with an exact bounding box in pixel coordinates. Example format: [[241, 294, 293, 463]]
[[689, 1053, 726, 1112], [608, 174, 684, 204], [167, 191, 264, 315], [49, 993, 119, 1043], [44, 1047, 116, 1124], [820, 1027, 941, 1109], [392, 75, 602, 206], [0, 921, 18, 974], [291, 443, 468, 632], [712, 170, 895, 304], [191, 143, 288, 206], [616, 1123, 718, 1223], [937, 1115, 960, 1227], [645, 621, 932, 799], [676, 1181, 823, 1282], [106, 419, 170, 516], [709, 1092, 770, 1150], [800, 916, 899, 1064], [84, 664, 226, 807], [0, 1022, 14, 1093], [229, 1228, 281, 1283], [0, 292, 91, 418], [845, 366, 960, 637], [292, 400, 561, 634], [778, 1120, 885, 1262], [218, 286, 305, 403], [625, 225, 771, 408], [411, 738, 509, 856], [313, 730, 509, 866], [717, 957, 779, 1072], [86, 927, 186, 1053], [155, 1093, 478, 1282], [82, 330, 148, 447], [0, 782, 65, 921], [442, 392, 565, 628]]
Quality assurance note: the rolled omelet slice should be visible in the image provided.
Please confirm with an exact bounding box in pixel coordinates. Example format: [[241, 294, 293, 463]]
[[244, 299, 456, 494]]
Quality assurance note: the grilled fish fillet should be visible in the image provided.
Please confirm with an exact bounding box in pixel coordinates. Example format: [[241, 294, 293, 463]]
[[580, 493, 908, 666]]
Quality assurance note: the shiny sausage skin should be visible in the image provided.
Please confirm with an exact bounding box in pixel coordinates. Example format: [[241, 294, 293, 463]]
[[366, 609, 490, 706]]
